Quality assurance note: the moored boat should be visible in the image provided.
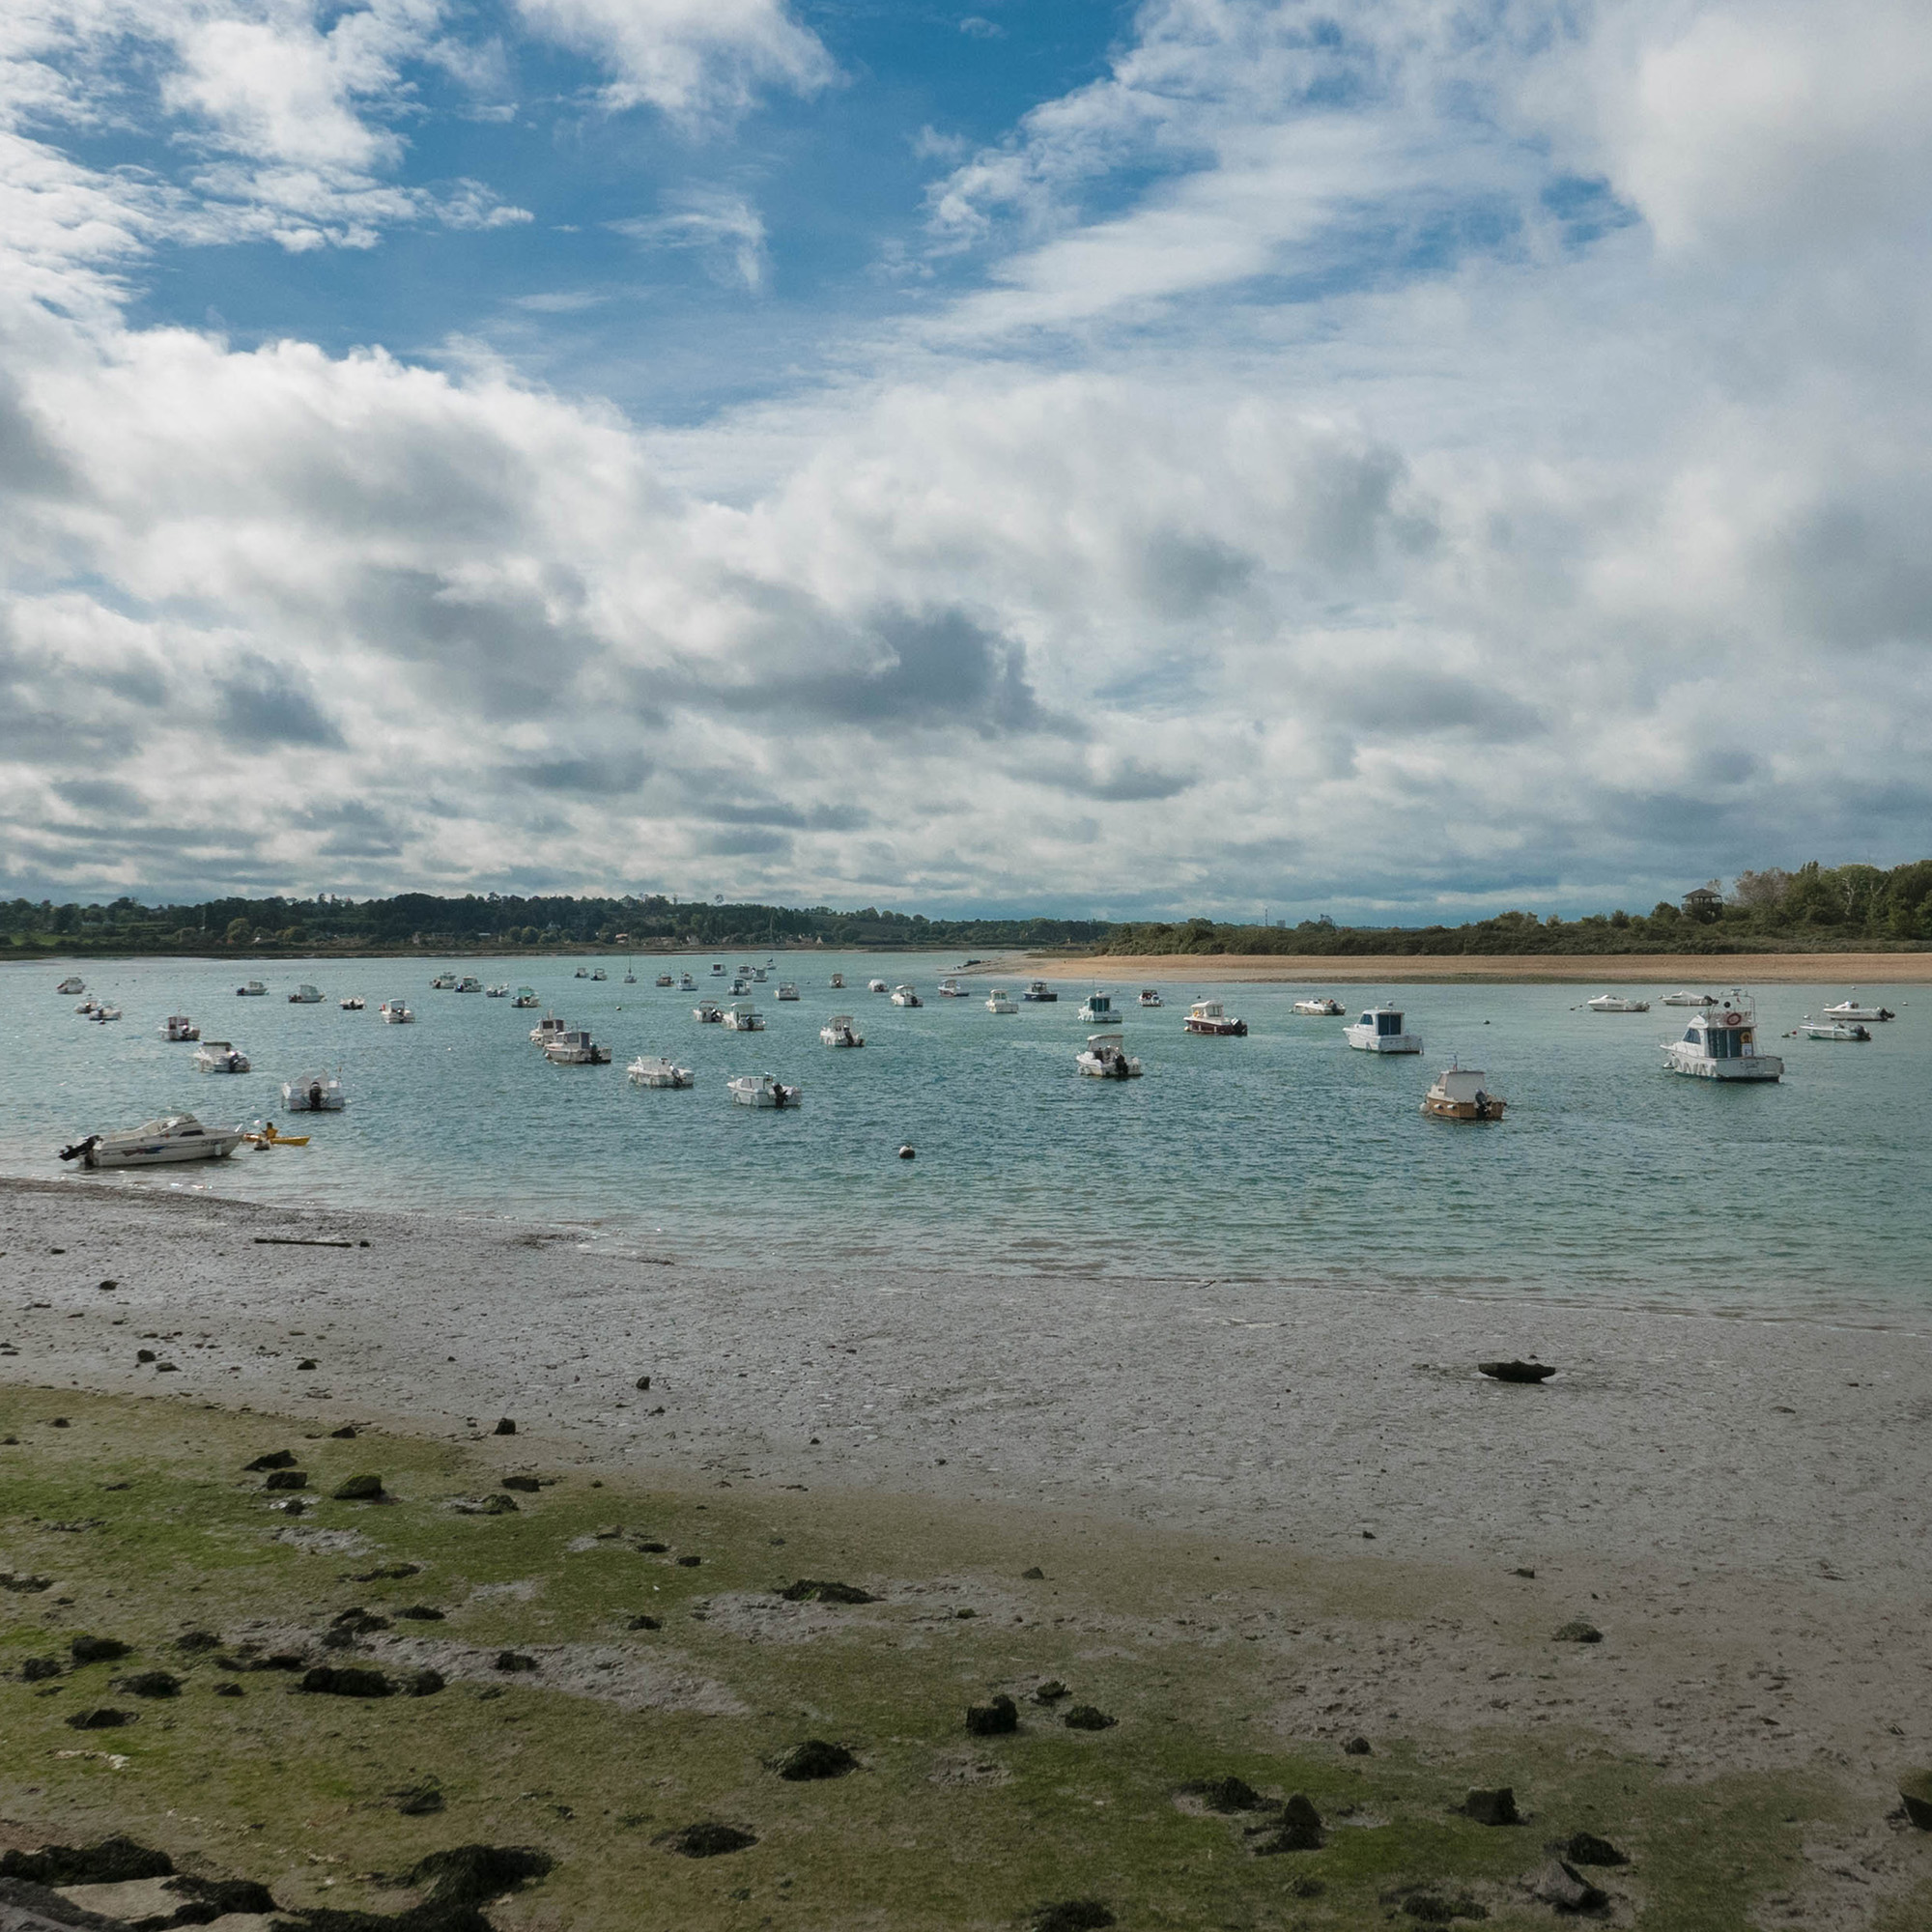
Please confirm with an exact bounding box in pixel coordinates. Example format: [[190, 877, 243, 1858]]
[[867, 978, 889, 994], [1586, 993, 1651, 1013], [159, 1014, 200, 1041], [984, 988, 1017, 1013], [528, 1012, 566, 1043], [1021, 980, 1058, 1003], [511, 986, 539, 1008], [59, 1113, 244, 1169], [627, 1055, 694, 1088], [382, 1000, 416, 1024], [590, 969, 607, 982], [727, 1072, 802, 1108], [1662, 991, 1781, 1081], [90, 1005, 123, 1023], [1076, 1031, 1142, 1078], [431, 973, 457, 990], [829, 972, 845, 989], [339, 996, 365, 1010], [937, 977, 967, 998], [655, 973, 675, 987], [1344, 1006, 1421, 1053], [1293, 996, 1344, 1016], [1421, 1063, 1505, 1121], [722, 1003, 765, 1031], [1661, 990, 1719, 1008], [693, 1001, 724, 1024], [1183, 998, 1247, 1037], [819, 1014, 865, 1047], [1822, 991, 1896, 1023], [679, 972, 696, 991], [1799, 1017, 1872, 1041], [776, 981, 800, 1001], [56, 977, 84, 996], [575, 967, 589, 980], [544, 1029, 611, 1065], [237, 980, 267, 997], [289, 983, 324, 1004], [194, 1038, 250, 1073], [282, 1068, 347, 1111], [456, 976, 482, 993], [1077, 991, 1121, 1025], [1138, 988, 1163, 1008], [891, 984, 923, 1007]]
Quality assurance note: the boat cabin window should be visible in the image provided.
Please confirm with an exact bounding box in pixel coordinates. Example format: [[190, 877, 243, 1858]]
[[1359, 1012, 1375, 1027], [1377, 1012, 1405, 1036]]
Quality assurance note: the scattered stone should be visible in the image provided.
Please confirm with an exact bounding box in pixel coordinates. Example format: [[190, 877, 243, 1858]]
[[627, 1615, 663, 1632], [955, 1606, 976, 1618], [1021, 1566, 1045, 1580], [404, 1843, 553, 1913], [1532, 1859, 1608, 1913], [1, 1575, 54, 1593], [409, 1669, 446, 1697], [136, 1350, 156, 1364], [966, 1694, 1019, 1737], [297, 1359, 318, 1372], [156, 1362, 179, 1373], [51, 1416, 70, 1427], [213, 1683, 244, 1698], [1191, 1776, 1265, 1813], [1394, 1890, 1489, 1922], [395, 1783, 444, 1816], [676, 1554, 702, 1568], [1344, 1736, 1374, 1755], [20, 1657, 61, 1682], [636, 1539, 669, 1553], [1562, 1832, 1628, 1865], [65, 1707, 133, 1729], [70, 1634, 131, 1664], [298, 1665, 391, 1698], [329, 1424, 359, 1438], [1553, 1621, 1603, 1644], [1478, 1360, 1556, 1382], [331, 1474, 385, 1500], [1032, 1680, 1068, 1704], [1463, 1787, 1520, 1826], [778, 1578, 876, 1605], [500, 1475, 541, 1493], [395, 1605, 445, 1621], [773, 1739, 858, 1781], [265, 1469, 308, 1491], [281, 1498, 307, 1517], [494, 1418, 517, 1435], [1253, 1794, 1324, 1853], [668, 1822, 756, 1858], [0, 1836, 173, 1885], [171, 1876, 279, 1917], [1064, 1705, 1116, 1731], [457, 1492, 520, 1515], [1031, 1903, 1115, 1932], [1514, 1567, 1537, 1578], [244, 1450, 298, 1470], [117, 1670, 182, 1698], [495, 1651, 538, 1673], [98, 1280, 117, 1291], [176, 1631, 222, 1652], [348, 1565, 421, 1582], [635, 1377, 651, 1391]]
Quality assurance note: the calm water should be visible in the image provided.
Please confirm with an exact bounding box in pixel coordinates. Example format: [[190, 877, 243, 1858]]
[[2, 955, 1925, 1324]]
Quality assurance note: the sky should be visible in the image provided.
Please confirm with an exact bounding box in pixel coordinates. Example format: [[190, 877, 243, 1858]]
[[1, 0, 1928, 923]]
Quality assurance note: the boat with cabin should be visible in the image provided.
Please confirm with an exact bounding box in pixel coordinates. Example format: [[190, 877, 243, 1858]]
[[90, 1005, 123, 1023], [776, 981, 800, 1001], [339, 996, 365, 1010], [511, 986, 539, 1008], [1022, 980, 1058, 1003], [679, 972, 696, 991], [937, 977, 968, 998], [1586, 993, 1651, 1013], [56, 977, 84, 996], [1421, 1063, 1506, 1121], [237, 980, 267, 997], [723, 1003, 765, 1031], [456, 976, 482, 994], [867, 979, 889, 994], [728, 1072, 802, 1109], [1078, 991, 1122, 1025], [382, 1000, 415, 1024], [59, 1113, 245, 1170], [829, 973, 845, 990], [528, 1012, 566, 1044], [1293, 996, 1344, 1016], [289, 983, 324, 1005], [282, 1069, 346, 1112], [431, 973, 457, 990], [194, 1039, 250, 1074], [623, 967, 637, 984], [544, 1029, 611, 1065], [711, 963, 726, 977], [1662, 992, 1781, 1081], [1076, 1032, 1142, 1079], [820, 1014, 865, 1047], [1662, 990, 1719, 1008], [729, 977, 751, 996], [1183, 999, 1248, 1037], [694, 1001, 724, 1024], [627, 1055, 693, 1088], [1344, 1006, 1421, 1054], [655, 973, 675, 987], [160, 1014, 200, 1041], [590, 969, 607, 982], [1138, 989, 1163, 1008], [984, 988, 1017, 1013], [891, 984, 923, 1007], [575, 967, 588, 980], [1822, 992, 1896, 1023]]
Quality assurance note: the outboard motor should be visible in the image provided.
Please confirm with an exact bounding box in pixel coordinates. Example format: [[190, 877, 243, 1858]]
[[57, 1134, 99, 1163]]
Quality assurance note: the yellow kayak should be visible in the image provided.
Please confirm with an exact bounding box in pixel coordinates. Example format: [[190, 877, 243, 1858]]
[[245, 1124, 309, 1148]]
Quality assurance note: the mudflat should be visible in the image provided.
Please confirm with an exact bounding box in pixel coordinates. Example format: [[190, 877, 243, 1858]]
[[2, 1179, 1930, 1929], [1014, 952, 1932, 984]]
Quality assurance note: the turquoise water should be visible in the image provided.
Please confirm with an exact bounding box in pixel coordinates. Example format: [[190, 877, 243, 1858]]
[[3, 955, 1925, 1323]]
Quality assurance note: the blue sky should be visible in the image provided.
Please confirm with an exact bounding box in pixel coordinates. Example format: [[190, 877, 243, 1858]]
[[2, 0, 1929, 919]]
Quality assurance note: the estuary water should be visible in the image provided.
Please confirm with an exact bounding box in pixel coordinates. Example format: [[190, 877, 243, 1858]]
[[2, 953, 1925, 1325]]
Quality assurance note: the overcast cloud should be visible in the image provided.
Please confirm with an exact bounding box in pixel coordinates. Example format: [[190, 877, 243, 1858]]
[[1, 0, 1927, 919]]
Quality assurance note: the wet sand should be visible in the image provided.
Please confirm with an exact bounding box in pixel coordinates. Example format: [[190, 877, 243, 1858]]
[[1009, 951, 1932, 984]]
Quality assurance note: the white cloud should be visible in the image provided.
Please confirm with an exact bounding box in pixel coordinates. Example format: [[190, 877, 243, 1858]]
[[611, 188, 769, 292]]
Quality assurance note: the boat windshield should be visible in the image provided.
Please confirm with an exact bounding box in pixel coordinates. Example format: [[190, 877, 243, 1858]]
[[1377, 1012, 1405, 1034]]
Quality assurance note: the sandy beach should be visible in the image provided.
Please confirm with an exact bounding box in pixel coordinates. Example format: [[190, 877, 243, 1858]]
[[1010, 952, 1932, 985], [3, 1175, 1931, 1927]]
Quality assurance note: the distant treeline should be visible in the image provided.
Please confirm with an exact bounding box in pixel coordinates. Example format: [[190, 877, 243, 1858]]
[[0, 892, 1109, 956], [1096, 861, 1932, 956]]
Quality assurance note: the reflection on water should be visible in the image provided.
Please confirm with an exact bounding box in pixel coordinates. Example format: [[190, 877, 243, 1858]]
[[2, 955, 1925, 1324]]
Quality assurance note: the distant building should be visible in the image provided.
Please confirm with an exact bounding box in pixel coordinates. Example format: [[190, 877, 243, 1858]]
[[1681, 883, 1723, 921]]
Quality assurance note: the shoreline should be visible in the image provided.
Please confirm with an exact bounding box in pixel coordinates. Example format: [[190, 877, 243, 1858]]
[[1011, 950, 1932, 984]]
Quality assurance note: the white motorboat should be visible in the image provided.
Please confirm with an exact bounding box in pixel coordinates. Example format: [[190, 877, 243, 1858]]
[[729, 977, 751, 996], [289, 983, 324, 1004], [711, 963, 726, 977], [59, 1113, 245, 1170], [528, 1012, 566, 1043], [820, 1014, 865, 1047], [1183, 998, 1248, 1037], [1022, 980, 1058, 1003], [90, 1005, 123, 1023], [75, 998, 101, 1016], [655, 973, 674, 988], [1344, 1006, 1421, 1053], [728, 1072, 802, 1108], [590, 969, 607, 982], [891, 984, 923, 1007], [339, 996, 365, 1010], [722, 1003, 765, 1031], [1661, 990, 1719, 1009], [693, 1001, 724, 1024], [1077, 991, 1122, 1025], [1662, 992, 1782, 1081], [486, 984, 509, 998], [1421, 1063, 1505, 1121], [1822, 992, 1896, 1023], [679, 972, 696, 991], [159, 1014, 200, 1041], [776, 981, 800, 1001], [867, 979, 889, 994], [56, 977, 84, 996], [627, 1055, 693, 1088], [1798, 1017, 1872, 1042], [1586, 993, 1651, 1013], [237, 980, 267, 997], [1138, 988, 1163, 1009], [937, 977, 968, 998], [575, 967, 589, 980], [511, 986, 539, 1008], [1076, 1031, 1142, 1078], [456, 976, 482, 993], [544, 1029, 611, 1065], [431, 973, 458, 990], [753, 967, 767, 983], [984, 988, 1017, 1013], [1293, 996, 1344, 1016], [194, 1038, 250, 1073], [829, 973, 845, 989], [382, 1000, 415, 1024], [282, 1068, 346, 1111]]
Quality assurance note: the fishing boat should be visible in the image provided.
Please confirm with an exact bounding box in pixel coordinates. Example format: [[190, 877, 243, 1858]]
[[289, 983, 324, 1004], [485, 984, 509, 998], [56, 977, 84, 996], [1138, 989, 1163, 1008], [1420, 1063, 1505, 1122], [729, 977, 750, 996], [1662, 992, 1781, 1081], [1662, 990, 1719, 1008], [776, 981, 800, 1001], [456, 976, 482, 994], [575, 967, 589, 980], [339, 996, 365, 1010], [655, 973, 674, 988], [728, 1072, 802, 1108], [829, 972, 845, 989], [984, 988, 1017, 1013], [1077, 991, 1122, 1025], [1183, 998, 1248, 1037], [1022, 980, 1058, 1003], [819, 1014, 865, 1047], [430, 973, 457, 990], [58, 1113, 245, 1170], [679, 972, 696, 991], [281, 1069, 346, 1111], [937, 977, 968, 998], [867, 979, 889, 994], [627, 1055, 694, 1088], [528, 1012, 566, 1043], [194, 1039, 250, 1073], [722, 1003, 765, 1031], [544, 1029, 611, 1065], [1293, 996, 1344, 1016], [891, 984, 923, 1008], [590, 969, 607, 982], [1822, 991, 1896, 1023], [382, 1000, 416, 1025], [90, 1005, 123, 1023], [711, 963, 726, 977], [1799, 1017, 1872, 1041], [1344, 1006, 1421, 1054], [753, 967, 767, 983], [693, 1001, 724, 1024], [1586, 993, 1651, 1013], [1076, 1031, 1142, 1079], [511, 986, 539, 1008], [237, 980, 267, 997], [159, 1014, 200, 1042]]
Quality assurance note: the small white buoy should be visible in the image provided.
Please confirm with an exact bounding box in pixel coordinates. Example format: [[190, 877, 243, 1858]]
[[897, 1145, 916, 1160]]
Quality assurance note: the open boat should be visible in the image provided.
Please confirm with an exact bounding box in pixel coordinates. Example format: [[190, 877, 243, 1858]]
[[59, 1113, 244, 1169], [339, 996, 365, 1010], [819, 1014, 864, 1047], [693, 1001, 724, 1024], [486, 984, 509, 998], [159, 1014, 200, 1042], [1798, 1017, 1872, 1041], [1822, 991, 1896, 1023], [194, 1039, 250, 1074], [1586, 993, 1651, 1013], [1662, 990, 1719, 1008], [1076, 1032, 1142, 1079], [56, 977, 84, 996], [1293, 996, 1344, 1016], [90, 1005, 123, 1023], [722, 1003, 765, 1031], [243, 1122, 309, 1149], [382, 1000, 415, 1024], [1421, 1063, 1505, 1121], [728, 1073, 802, 1108], [511, 987, 539, 1008], [628, 1055, 694, 1088], [829, 973, 845, 989], [281, 1069, 346, 1111]]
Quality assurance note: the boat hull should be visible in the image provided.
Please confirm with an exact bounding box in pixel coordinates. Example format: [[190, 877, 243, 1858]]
[[86, 1133, 243, 1169], [1345, 1031, 1420, 1053], [1184, 1017, 1247, 1037], [1662, 1048, 1782, 1081], [1421, 1095, 1505, 1121]]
